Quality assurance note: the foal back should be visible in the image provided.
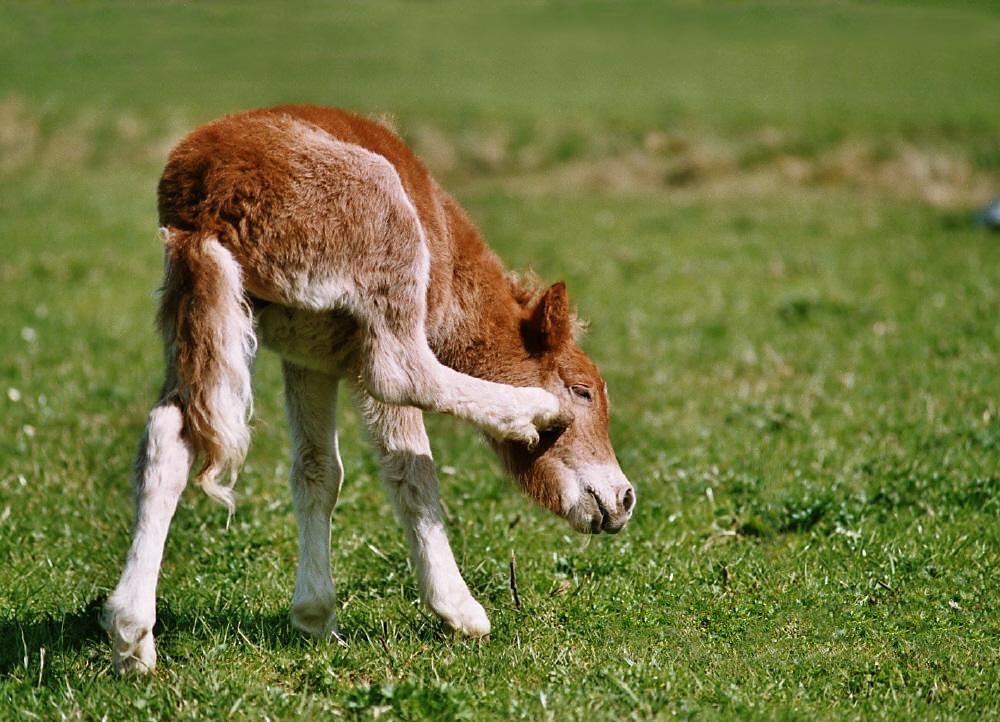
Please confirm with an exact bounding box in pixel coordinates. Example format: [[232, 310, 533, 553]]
[[158, 108, 435, 314]]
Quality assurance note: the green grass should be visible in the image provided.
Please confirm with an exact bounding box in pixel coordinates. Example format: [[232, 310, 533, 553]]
[[2, 1, 1000, 720]]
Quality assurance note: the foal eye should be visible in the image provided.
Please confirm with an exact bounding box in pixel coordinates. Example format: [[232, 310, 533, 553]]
[[570, 384, 593, 401]]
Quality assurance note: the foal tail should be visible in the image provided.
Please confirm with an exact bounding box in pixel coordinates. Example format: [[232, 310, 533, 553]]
[[157, 227, 257, 512]]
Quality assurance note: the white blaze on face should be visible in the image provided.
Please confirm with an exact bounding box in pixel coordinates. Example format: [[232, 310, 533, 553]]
[[585, 461, 631, 511], [560, 461, 634, 534]]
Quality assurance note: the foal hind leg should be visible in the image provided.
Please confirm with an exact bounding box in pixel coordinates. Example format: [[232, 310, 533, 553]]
[[102, 392, 193, 674], [362, 326, 560, 447], [283, 361, 344, 640], [363, 394, 490, 636], [351, 201, 562, 447]]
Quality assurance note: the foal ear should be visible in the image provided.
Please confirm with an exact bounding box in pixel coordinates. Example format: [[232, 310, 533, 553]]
[[522, 281, 572, 353]]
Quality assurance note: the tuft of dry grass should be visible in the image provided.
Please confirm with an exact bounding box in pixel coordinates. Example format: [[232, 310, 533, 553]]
[[0, 96, 40, 175]]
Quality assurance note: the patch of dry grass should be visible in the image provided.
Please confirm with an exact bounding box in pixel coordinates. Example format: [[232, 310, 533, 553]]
[[0, 96, 40, 175], [3, 94, 994, 209], [0, 96, 191, 177], [411, 123, 997, 208]]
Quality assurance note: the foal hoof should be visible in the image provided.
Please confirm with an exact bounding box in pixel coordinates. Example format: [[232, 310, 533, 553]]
[[529, 390, 566, 432], [435, 595, 492, 638], [101, 607, 157, 675], [113, 637, 157, 675], [491, 388, 562, 447], [291, 601, 341, 642]]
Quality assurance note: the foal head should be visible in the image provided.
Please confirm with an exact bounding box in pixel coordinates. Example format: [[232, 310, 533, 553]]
[[493, 281, 635, 534]]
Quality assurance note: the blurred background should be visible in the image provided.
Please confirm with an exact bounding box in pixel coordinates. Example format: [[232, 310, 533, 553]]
[[2, 0, 998, 204]]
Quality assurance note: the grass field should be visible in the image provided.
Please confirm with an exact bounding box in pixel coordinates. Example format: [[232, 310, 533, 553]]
[[2, 1, 999, 720]]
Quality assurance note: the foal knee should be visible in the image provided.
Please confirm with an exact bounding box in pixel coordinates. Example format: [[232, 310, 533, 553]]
[[291, 448, 343, 510], [361, 343, 434, 408]]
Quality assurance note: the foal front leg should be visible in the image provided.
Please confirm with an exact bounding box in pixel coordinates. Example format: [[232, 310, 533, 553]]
[[283, 362, 344, 640], [363, 395, 491, 636], [102, 397, 193, 674]]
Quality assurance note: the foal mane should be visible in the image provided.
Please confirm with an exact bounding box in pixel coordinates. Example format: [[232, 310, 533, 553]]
[[506, 271, 589, 341], [506, 269, 544, 309]]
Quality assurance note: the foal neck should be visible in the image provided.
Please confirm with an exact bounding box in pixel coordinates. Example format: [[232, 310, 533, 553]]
[[429, 198, 534, 386]]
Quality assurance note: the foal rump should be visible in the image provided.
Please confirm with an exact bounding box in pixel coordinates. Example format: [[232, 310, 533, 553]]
[[158, 227, 256, 511]]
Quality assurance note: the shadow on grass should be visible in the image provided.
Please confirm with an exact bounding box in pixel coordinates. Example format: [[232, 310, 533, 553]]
[[1, 594, 446, 682], [0, 597, 308, 682], [0, 598, 107, 678]]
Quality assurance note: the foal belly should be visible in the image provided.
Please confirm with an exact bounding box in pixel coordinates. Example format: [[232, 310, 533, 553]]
[[256, 304, 361, 377]]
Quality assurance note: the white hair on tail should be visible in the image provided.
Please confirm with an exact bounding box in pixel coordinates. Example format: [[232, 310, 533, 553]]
[[198, 236, 256, 510], [184, 233, 257, 512]]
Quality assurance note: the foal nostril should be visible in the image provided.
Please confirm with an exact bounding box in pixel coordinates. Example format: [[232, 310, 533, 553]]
[[620, 486, 635, 515]]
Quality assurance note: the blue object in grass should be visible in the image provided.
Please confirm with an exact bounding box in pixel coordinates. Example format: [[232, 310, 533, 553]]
[[974, 197, 1000, 229]]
